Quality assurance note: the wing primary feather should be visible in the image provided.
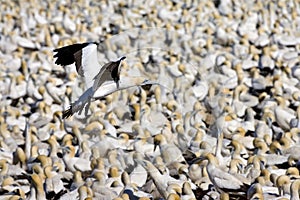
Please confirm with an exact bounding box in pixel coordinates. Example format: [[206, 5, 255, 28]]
[[53, 43, 90, 65], [53, 42, 99, 74]]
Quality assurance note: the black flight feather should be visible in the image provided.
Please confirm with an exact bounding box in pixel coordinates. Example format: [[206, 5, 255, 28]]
[[53, 42, 91, 65]]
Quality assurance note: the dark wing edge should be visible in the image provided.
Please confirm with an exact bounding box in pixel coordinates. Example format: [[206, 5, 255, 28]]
[[93, 56, 126, 90], [53, 42, 98, 68], [110, 56, 126, 87]]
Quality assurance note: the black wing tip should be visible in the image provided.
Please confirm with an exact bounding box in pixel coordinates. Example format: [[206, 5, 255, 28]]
[[62, 106, 73, 119], [53, 42, 99, 66]]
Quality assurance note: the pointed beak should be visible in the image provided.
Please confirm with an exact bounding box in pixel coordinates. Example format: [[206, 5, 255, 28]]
[[190, 155, 206, 164], [275, 148, 283, 155], [154, 141, 159, 152], [106, 132, 117, 139], [60, 146, 71, 153]]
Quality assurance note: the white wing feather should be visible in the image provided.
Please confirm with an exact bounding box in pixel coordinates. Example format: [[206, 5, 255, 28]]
[[81, 44, 101, 89]]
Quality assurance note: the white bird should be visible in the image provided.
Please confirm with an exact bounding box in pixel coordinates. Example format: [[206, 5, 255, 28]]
[[137, 159, 183, 199], [196, 153, 250, 197], [43, 166, 64, 195], [154, 134, 186, 165], [62, 145, 91, 172], [30, 173, 46, 200], [53, 42, 159, 118]]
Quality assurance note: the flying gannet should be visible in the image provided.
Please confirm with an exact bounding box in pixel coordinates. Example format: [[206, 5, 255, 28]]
[[53, 42, 156, 118]]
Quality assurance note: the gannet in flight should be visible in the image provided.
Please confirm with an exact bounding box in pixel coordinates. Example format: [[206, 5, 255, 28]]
[[53, 42, 156, 118]]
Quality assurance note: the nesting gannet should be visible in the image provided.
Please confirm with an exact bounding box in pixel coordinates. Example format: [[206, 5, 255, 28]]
[[137, 159, 183, 199], [290, 179, 300, 200], [154, 134, 186, 165], [44, 166, 64, 196], [196, 153, 250, 197], [62, 145, 91, 172], [31, 173, 46, 200], [276, 175, 291, 196], [53, 42, 157, 118], [91, 172, 117, 199]]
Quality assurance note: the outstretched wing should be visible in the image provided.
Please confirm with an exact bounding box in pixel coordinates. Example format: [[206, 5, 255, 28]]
[[53, 42, 100, 88]]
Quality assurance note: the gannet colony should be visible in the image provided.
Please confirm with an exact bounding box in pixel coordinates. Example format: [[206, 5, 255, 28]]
[[0, 0, 300, 199]]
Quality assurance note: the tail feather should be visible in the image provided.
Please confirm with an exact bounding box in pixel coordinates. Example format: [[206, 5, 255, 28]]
[[62, 98, 91, 119], [62, 105, 74, 119]]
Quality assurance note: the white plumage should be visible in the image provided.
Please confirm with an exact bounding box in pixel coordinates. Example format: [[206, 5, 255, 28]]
[[79, 43, 100, 89]]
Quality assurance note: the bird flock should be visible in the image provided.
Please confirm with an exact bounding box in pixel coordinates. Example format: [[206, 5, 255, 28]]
[[1, 0, 300, 200]]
